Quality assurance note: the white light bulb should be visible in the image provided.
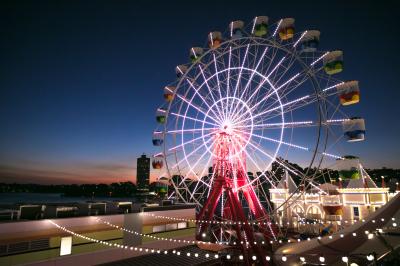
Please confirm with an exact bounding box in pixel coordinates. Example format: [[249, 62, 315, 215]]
[[300, 256, 305, 262], [342, 256, 348, 263], [252, 255, 257, 261], [319, 256, 325, 262], [282, 256, 287, 261]]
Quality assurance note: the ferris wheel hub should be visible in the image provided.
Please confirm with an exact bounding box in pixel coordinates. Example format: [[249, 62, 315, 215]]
[[220, 120, 234, 135]]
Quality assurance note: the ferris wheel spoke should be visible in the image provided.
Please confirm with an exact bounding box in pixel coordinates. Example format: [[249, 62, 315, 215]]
[[237, 55, 286, 118], [275, 72, 309, 101], [175, 93, 221, 125], [229, 44, 250, 117], [232, 66, 300, 126], [172, 137, 213, 169], [237, 129, 309, 151], [198, 65, 225, 119], [170, 112, 219, 127], [265, 52, 297, 93], [186, 79, 224, 123], [272, 19, 283, 37], [229, 46, 270, 117], [249, 94, 310, 123], [166, 127, 218, 134], [168, 131, 215, 151], [258, 71, 311, 116], [245, 138, 302, 178], [293, 31, 308, 48], [231, 137, 277, 189], [310, 51, 329, 67], [184, 138, 216, 181], [189, 152, 215, 201], [225, 46, 232, 116], [212, 52, 226, 120]]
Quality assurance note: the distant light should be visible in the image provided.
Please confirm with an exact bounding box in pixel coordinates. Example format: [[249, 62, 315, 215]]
[[252, 255, 257, 261], [368, 233, 374, 239], [266, 256, 271, 261], [352, 233, 357, 236], [239, 255, 243, 260], [393, 223, 397, 227], [202, 233, 206, 238], [342, 256, 349, 263], [226, 254, 231, 260], [319, 256, 325, 263], [300, 256, 306, 262], [366, 254, 374, 261], [282, 256, 287, 261]]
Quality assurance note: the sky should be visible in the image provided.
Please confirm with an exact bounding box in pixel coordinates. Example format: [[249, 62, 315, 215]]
[[0, 0, 399, 185]]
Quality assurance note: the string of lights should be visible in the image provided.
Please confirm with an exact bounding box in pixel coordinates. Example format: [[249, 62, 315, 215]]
[[49, 219, 397, 264], [96, 216, 397, 246], [140, 212, 395, 227]]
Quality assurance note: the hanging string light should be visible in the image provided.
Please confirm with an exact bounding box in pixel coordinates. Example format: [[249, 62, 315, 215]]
[[49, 219, 396, 264]]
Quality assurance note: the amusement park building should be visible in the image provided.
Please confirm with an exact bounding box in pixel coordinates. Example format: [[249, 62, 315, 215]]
[[269, 164, 398, 232]]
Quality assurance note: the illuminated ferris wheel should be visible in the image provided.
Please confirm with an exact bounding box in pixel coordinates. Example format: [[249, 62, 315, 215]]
[[151, 16, 365, 251]]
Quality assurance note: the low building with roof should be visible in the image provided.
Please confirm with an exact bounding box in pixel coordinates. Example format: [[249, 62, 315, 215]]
[[269, 157, 398, 235]]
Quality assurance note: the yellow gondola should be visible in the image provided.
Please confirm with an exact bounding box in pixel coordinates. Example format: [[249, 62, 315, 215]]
[[278, 18, 295, 40], [208, 31, 222, 49], [337, 81, 360, 106]]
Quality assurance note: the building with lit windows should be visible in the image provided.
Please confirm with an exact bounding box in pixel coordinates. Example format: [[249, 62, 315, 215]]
[[136, 154, 150, 192]]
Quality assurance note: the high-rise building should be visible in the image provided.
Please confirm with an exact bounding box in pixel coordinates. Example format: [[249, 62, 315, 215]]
[[136, 154, 150, 192]]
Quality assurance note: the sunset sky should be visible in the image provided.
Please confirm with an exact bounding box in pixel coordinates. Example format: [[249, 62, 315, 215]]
[[1, 1, 399, 184]]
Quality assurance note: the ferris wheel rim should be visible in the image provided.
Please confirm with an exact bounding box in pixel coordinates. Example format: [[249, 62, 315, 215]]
[[158, 22, 352, 213]]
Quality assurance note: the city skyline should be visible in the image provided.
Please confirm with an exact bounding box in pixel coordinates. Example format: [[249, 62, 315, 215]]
[[1, 1, 400, 185]]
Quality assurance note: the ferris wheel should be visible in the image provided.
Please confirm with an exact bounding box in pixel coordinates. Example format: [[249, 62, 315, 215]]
[[151, 16, 365, 248]]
